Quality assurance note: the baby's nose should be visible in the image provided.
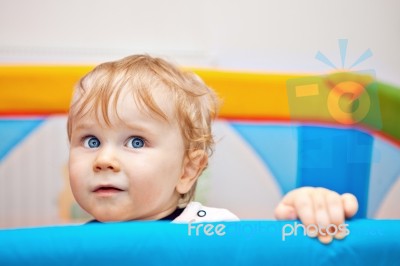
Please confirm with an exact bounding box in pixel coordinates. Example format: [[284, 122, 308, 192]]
[[93, 147, 121, 172]]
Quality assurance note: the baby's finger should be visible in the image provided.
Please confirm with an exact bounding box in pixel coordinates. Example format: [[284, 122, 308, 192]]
[[311, 188, 330, 229], [293, 192, 316, 229], [342, 193, 358, 218], [274, 202, 297, 220], [318, 234, 333, 244], [325, 191, 346, 239], [325, 190, 345, 223]]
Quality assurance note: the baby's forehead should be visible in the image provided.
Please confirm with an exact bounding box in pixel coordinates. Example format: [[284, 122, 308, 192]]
[[72, 85, 177, 128], [119, 88, 176, 121]]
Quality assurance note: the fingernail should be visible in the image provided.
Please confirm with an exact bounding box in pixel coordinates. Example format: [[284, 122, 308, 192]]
[[334, 231, 346, 240], [288, 211, 297, 220], [319, 235, 333, 245]]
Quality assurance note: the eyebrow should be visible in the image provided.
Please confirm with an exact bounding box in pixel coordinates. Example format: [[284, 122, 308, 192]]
[[73, 121, 156, 136], [122, 122, 156, 135], [73, 122, 97, 131]]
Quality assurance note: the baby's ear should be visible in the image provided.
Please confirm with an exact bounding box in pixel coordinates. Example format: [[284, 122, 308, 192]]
[[176, 150, 208, 194]]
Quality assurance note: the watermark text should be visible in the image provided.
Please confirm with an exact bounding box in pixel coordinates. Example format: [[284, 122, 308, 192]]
[[282, 222, 350, 241]]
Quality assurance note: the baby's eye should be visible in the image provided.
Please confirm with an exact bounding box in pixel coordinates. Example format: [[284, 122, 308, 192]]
[[83, 136, 101, 148], [127, 137, 145, 149]]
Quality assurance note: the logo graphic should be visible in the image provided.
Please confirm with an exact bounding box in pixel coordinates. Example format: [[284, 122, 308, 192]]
[[286, 40, 381, 218], [287, 39, 381, 129], [315, 39, 372, 70]]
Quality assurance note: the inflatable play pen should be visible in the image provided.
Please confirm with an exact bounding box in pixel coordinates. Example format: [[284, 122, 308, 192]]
[[0, 66, 399, 265]]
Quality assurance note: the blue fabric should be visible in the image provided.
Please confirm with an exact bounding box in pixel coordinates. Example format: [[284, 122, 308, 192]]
[[231, 123, 374, 219], [0, 119, 44, 161], [0, 220, 399, 265], [231, 123, 298, 194], [297, 126, 373, 218], [368, 137, 400, 217]]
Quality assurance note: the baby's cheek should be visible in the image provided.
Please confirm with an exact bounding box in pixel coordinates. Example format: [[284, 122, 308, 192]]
[[68, 173, 81, 199], [130, 179, 171, 205], [68, 164, 79, 184], [68, 159, 86, 194], [69, 150, 88, 172]]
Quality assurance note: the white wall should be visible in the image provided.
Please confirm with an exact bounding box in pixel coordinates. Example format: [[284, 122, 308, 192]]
[[1, 0, 399, 85]]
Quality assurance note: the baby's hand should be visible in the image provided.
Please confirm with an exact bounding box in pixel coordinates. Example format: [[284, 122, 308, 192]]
[[274, 187, 358, 244]]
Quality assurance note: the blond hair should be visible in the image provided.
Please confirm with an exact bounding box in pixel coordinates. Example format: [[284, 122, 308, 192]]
[[67, 54, 220, 204]]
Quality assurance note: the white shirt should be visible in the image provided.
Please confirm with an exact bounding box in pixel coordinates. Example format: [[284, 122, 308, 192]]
[[173, 201, 239, 223]]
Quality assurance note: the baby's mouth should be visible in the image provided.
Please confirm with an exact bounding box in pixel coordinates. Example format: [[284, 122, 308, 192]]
[[93, 185, 124, 195]]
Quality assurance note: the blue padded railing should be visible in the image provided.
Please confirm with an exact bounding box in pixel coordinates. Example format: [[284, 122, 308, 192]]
[[0, 220, 399, 265]]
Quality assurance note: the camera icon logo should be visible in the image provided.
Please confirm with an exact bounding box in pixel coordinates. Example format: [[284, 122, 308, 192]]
[[286, 40, 382, 129]]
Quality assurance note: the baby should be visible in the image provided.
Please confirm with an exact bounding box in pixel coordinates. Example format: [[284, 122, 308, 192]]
[[67, 54, 358, 243]]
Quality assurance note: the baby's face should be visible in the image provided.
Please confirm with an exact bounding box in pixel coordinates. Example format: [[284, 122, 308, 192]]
[[68, 90, 186, 221]]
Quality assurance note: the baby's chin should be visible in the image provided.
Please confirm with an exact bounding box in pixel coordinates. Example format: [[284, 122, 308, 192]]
[[94, 215, 135, 223], [89, 208, 136, 222], [94, 215, 126, 223], [87, 204, 177, 222]]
